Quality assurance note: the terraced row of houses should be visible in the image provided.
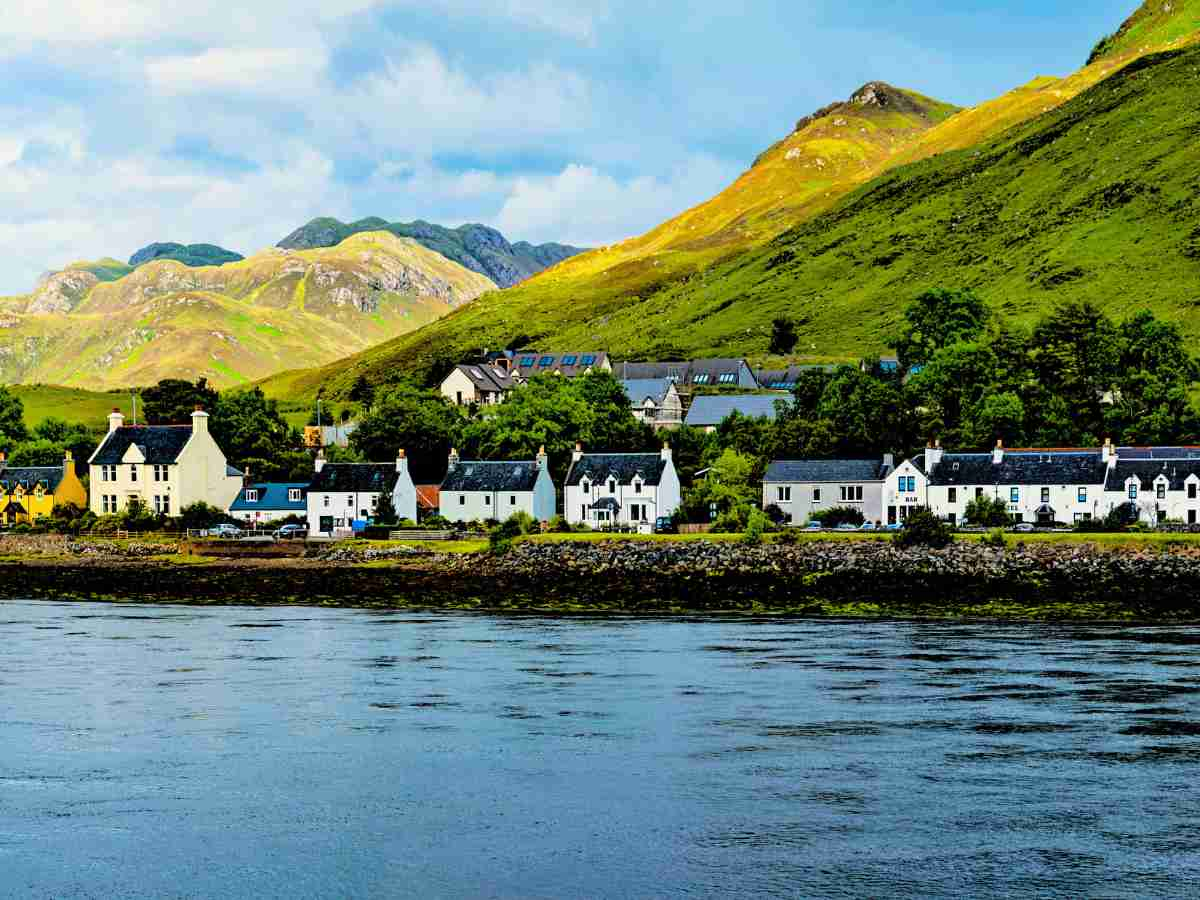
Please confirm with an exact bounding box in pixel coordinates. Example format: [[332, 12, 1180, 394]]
[[765, 441, 1200, 527]]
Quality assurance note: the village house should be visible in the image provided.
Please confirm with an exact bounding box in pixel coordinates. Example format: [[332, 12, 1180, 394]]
[[440, 361, 522, 407], [564, 443, 681, 530], [439, 447, 556, 524], [228, 475, 308, 525], [685, 394, 791, 434], [0, 451, 88, 525], [754, 364, 835, 391], [501, 351, 611, 380], [1105, 446, 1200, 525], [763, 456, 895, 525], [306, 449, 417, 537], [883, 453, 930, 525], [616, 359, 759, 392], [87, 407, 242, 517], [621, 378, 683, 429]]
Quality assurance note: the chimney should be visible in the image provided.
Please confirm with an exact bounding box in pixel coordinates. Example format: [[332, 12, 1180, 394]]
[[925, 439, 944, 471], [0, 451, 7, 467], [572, 442, 584, 463], [191, 405, 209, 434], [883, 453, 895, 472], [993, 440, 1005, 465], [108, 408, 125, 434], [661, 441, 672, 462], [315, 449, 326, 473], [1102, 437, 1116, 468], [495, 358, 511, 374], [448, 447, 460, 471], [536, 445, 548, 471], [243, 464, 254, 488], [396, 448, 408, 474], [63, 450, 74, 479]]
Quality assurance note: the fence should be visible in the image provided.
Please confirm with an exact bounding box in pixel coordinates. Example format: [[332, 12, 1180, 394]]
[[388, 530, 456, 541]]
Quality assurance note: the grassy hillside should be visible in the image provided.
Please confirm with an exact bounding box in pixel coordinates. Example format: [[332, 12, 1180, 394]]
[[1, 233, 495, 390], [259, 2, 1200, 403], [1090, 0, 1200, 61]]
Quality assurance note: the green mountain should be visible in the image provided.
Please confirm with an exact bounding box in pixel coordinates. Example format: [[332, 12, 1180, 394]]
[[277, 218, 585, 288], [1090, 0, 1200, 61], [257, 1, 1200, 403], [0, 233, 495, 389], [129, 242, 244, 268]]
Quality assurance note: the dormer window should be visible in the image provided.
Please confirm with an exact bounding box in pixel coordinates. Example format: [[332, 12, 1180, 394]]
[[288, 488, 302, 502], [608, 478, 617, 495], [633, 478, 643, 495], [130, 465, 138, 482], [1128, 482, 1138, 500], [1157, 482, 1167, 500], [580, 478, 591, 494], [245, 489, 259, 503]]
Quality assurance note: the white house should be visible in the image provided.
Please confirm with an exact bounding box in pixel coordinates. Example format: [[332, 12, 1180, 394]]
[[88, 407, 242, 517], [621, 378, 683, 429], [564, 443, 681, 530], [228, 478, 308, 525], [440, 362, 521, 407], [883, 453, 930, 526], [763, 456, 895, 525], [306, 449, 417, 537], [439, 447, 556, 523]]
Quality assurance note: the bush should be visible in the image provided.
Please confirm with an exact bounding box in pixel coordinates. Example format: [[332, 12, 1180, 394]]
[[818, 506, 865, 528], [489, 511, 537, 555], [982, 528, 1007, 549], [742, 508, 769, 546], [423, 515, 451, 530], [178, 502, 228, 532], [710, 505, 750, 534], [776, 527, 801, 546], [965, 495, 1011, 527], [546, 515, 572, 534], [763, 503, 789, 527], [893, 508, 953, 549]]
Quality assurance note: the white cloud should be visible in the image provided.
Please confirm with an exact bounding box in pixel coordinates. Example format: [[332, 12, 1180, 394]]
[[146, 47, 323, 97], [493, 157, 739, 247]]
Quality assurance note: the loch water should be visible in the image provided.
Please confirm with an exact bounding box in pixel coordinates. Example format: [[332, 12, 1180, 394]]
[[2, 599, 1199, 898]]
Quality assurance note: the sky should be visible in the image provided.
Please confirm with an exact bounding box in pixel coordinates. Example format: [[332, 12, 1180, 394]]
[[0, 0, 1140, 293]]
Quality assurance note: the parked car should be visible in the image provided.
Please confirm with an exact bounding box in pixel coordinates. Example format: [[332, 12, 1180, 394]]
[[653, 517, 676, 535], [274, 524, 307, 540], [836, 523, 858, 532], [860, 522, 877, 531], [206, 523, 241, 539], [1011, 522, 1036, 533], [805, 522, 823, 531], [884, 523, 903, 531]]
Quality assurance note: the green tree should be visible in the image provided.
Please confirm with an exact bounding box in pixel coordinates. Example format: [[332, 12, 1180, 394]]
[[0, 386, 28, 445], [141, 378, 219, 424], [893, 288, 990, 368], [210, 388, 298, 480], [964, 495, 1011, 527], [962, 392, 1026, 449], [1029, 300, 1119, 441], [350, 383, 464, 484], [894, 507, 953, 549], [681, 449, 758, 523], [769, 316, 798, 355]]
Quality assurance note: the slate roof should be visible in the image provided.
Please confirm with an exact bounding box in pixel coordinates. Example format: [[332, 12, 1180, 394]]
[[91, 425, 192, 465], [509, 352, 608, 379], [441, 460, 541, 493], [765, 459, 891, 484], [754, 365, 835, 390], [592, 497, 621, 511], [566, 453, 667, 487], [928, 451, 1109, 487], [1106, 459, 1200, 491], [309, 463, 398, 494], [453, 363, 518, 393], [621, 378, 673, 406], [0, 465, 65, 493], [685, 394, 790, 427], [615, 359, 757, 388], [229, 483, 308, 512]]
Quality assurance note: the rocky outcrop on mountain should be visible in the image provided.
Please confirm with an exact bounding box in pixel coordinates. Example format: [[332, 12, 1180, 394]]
[[26, 269, 100, 314], [277, 217, 585, 288], [129, 242, 244, 268]]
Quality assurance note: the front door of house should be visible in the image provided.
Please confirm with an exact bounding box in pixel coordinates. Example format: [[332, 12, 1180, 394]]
[[319, 516, 333, 534]]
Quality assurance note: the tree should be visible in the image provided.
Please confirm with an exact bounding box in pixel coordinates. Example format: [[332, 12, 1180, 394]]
[[962, 392, 1026, 449], [681, 449, 758, 523], [964, 495, 1011, 527], [141, 378, 219, 424], [210, 388, 298, 479], [177, 502, 229, 531], [769, 316, 798, 355], [350, 383, 464, 484], [894, 508, 953, 549], [374, 492, 398, 525], [1029, 301, 1119, 441], [893, 289, 990, 368], [0, 386, 27, 445]]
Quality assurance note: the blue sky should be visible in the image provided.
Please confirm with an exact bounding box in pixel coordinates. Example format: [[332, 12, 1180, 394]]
[[0, 0, 1139, 293]]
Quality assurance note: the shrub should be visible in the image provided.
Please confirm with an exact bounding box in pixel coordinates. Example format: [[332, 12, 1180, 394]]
[[763, 503, 789, 527], [742, 508, 769, 546], [489, 511, 537, 554], [894, 508, 953, 549], [776, 527, 801, 546], [982, 528, 1007, 549], [964, 495, 1011, 527], [423, 515, 451, 530], [710, 505, 750, 534], [546, 515, 572, 533], [818, 505, 865, 528]]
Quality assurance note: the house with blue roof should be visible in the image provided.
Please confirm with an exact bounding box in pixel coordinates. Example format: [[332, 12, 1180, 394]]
[[684, 394, 791, 433], [229, 479, 309, 525]]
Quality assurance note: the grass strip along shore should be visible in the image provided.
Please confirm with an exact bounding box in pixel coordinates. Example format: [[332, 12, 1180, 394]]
[[3, 533, 1200, 621]]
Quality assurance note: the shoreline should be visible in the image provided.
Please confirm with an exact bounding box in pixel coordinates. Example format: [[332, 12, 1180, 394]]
[[2, 536, 1200, 621]]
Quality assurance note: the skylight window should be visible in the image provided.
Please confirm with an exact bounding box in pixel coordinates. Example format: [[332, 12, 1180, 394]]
[[562, 355, 578, 365], [539, 356, 555, 367], [581, 355, 596, 366], [520, 356, 536, 367], [718, 372, 737, 384]]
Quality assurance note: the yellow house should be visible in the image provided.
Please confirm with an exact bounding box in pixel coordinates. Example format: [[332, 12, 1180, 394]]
[[0, 450, 89, 525]]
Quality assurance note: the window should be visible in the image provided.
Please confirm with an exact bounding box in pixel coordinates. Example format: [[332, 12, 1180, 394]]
[[1190, 484, 1198, 500], [1041, 488, 1050, 504], [459, 495, 466, 506], [900, 476, 916, 493], [1157, 483, 1167, 500], [948, 488, 958, 504], [101, 464, 117, 482], [581, 355, 596, 366], [813, 488, 821, 502], [608, 479, 617, 495], [130, 465, 138, 482], [1074, 513, 1093, 522], [484, 495, 491, 505], [1010, 487, 1020, 503], [162, 495, 170, 515], [509, 496, 517, 506], [562, 355, 577, 366], [289, 488, 302, 502], [633, 480, 642, 495], [245, 489, 259, 503], [1191, 510, 1197, 525], [975, 487, 984, 499], [323, 496, 330, 508], [1078, 487, 1088, 503], [1129, 483, 1138, 499], [102, 495, 111, 514], [777, 486, 792, 503], [718, 372, 737, 384], [629, 503, 641, 521], [539, 355, 555, 367], [346, 496, 354, 507], [520, 356, 536, 367], [693, 373, 710, 385]]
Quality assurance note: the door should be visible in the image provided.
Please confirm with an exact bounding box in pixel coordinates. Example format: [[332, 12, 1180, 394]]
[[319, 516, 333, 534]]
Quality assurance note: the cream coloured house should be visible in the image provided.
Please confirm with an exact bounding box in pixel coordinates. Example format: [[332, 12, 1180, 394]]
[[88, 408, 243, 517]]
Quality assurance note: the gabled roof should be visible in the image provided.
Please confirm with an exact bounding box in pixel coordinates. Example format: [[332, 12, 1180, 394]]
[[309, 463, 398, 493], [765, 459, 891, 484], [566, 453, 667, 487], [452, 363, 518, 393], [510, 352, 608, 379], [415, 485, 440, 510], [91, 426, 192, 465], [929, 451, 1108, 487], [754, 364, 836, 390], [685, 394, 790, 427], [229, 483, 308, 512], [442, 460, 542, 493], [615, 358, 756, 387], [0, 465, 65, 493], [620, 378, 674, 406], [1106, 458, 1200, 491]]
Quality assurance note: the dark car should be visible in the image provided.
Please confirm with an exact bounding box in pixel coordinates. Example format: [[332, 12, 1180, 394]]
[[653, 517, 676, 534], [274, 524, 307, 540]]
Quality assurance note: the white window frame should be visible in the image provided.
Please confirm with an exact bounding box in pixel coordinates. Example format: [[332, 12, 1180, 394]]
[[245, 489, 259, 503], [288, 488, 302, 502]]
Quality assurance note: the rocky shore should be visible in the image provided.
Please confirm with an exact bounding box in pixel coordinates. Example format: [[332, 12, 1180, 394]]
[[1, 537, 1199, 619]]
